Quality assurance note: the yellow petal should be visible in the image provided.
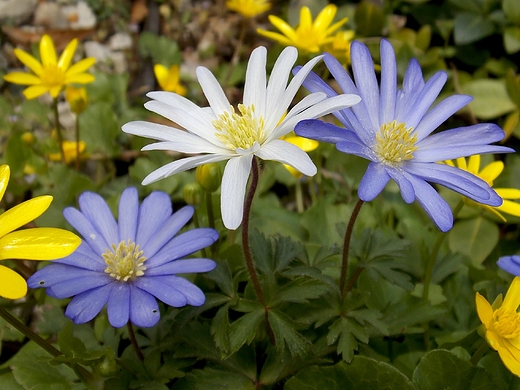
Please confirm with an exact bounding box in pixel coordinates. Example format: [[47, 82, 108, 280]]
[[299, 6, 313, 29], [503, 277, 520, 311], [497, 339, 520, 377], [267, 15, 299, 41], [256, 29, 294, 47], [3, 72, 42, 86], [456, 157, 467, 171], [0, 228, 80, 261], [65, 57, 96, 76], [497, 199, 520, 217], [40, 34, 57, 67], [0, 265, 27, 299], [315, 5, 336, 30], [475, 292, 494, 329], [444, 160, 455, 167], [154, 64, 169, 88], [0, 165, 10, 203], [283, 164, 303, 179], [467, 155, 480, 174], [64, 73, 95, 85], [23, 85, 49, 100], [49, 85, 63, 98], [13, 49, 43, 76], [284, 136, 319, 152], [0, 196, 52, 239], [57, 38, 78, 71], [496, 188, 520, 200], [479, 161, 503, 184], [325, 18, 349, 35]]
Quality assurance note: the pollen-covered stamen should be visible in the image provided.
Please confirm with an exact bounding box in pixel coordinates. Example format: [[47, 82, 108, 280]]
[[374, 120, 418, 165], [40, 65, 66, 88], [102, 239, 147, 282], [493, 307, 520, 339], [213, 104, 265, 151]]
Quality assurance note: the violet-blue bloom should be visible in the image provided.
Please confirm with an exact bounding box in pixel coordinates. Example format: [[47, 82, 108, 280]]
[[28, 187, 218, 328], [295, 39, 513, 232], [497, 256, 520, 276]]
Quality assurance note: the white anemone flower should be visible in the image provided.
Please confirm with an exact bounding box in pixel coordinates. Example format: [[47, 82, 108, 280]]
[[122, 46, 361, 230]]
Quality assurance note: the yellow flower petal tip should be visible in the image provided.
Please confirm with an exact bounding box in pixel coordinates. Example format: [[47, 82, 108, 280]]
[[446, 155, 520, 221], [0, 165, 10, 202], [153, 64, 187, 95], [257, 4, 348, 54], [0, 265, 28, 300], [4, 34, 95, 99], [226, 0, 271, 18], [476, 277, 520, 377], [48, 141, 87, 164]]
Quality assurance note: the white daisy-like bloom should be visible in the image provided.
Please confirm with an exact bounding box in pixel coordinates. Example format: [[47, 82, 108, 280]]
[[122, 46, 361, 229]]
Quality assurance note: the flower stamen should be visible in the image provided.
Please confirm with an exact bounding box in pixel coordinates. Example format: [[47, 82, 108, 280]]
[[493, 307, 520, 339], [103, 239, 147, 282], [40, 65, 66, 88], [213, 104, 265, 152], [375, 120, 418, 165]]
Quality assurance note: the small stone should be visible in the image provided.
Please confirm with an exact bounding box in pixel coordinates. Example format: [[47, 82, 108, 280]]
[[108, 33, 133, 51], [62, 1, 96, 30], [84, 41, 111, 63], [33, 1, 69, 29], [110, 52, 127, 74], [0, 0, 37, 24]]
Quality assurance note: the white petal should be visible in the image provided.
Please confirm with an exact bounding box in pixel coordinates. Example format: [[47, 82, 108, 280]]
[[265, 46, 298, 117], [244, 46, 267, 117], [142, 140, 229, 154], [255, 140, 317, 176], [196, 66, 231, 116], [264, 54, 323, 132], [220, 155, 253, 230], [142, 154, 230, 185]]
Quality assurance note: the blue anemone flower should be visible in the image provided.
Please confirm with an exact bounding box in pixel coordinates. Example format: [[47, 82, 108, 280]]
[[497, 256, 520, 276], [295, 39, 513, 232], [28, 187, 218, 328]]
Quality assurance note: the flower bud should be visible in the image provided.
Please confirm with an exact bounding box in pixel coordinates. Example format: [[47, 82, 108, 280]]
[[182, 182, 204, 206], [196, 163, 222, 192], [65, 86, 88, 114], [21, 132, 35, 145]]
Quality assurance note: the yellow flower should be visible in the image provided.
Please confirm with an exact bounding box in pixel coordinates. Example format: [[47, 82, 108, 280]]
[[0, 165, 81, 299], [476, 277, 520, 377], [446, 155, 520, 221], [3, 34, 96, 100], [65, 86, 88, 114], [257, 4, 348, 53], [153, 64, 187, 95], [324, 30, 355, 65], [283, 135, 319, 178], [226, 0, 271, 18], [48, 141, 86, 164]]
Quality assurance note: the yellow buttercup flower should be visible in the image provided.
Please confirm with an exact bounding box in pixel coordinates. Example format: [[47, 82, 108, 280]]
[[324, 30, 355, 65], [446, 155, 520, 221], [257, 4, 348, 53], [226, 0, 271, 18], [48, 141, 86, 164], [0, 165, 81, 299], [65, 86, 88, 114], [476, 277, 520, 377], [283, 135, 319, 178], [3, 34, 96, 100], [153, 64, 187, 95]]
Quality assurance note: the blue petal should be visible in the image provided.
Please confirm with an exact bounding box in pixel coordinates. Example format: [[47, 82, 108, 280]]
[[146, 228, 219, 268], [404, 162, 502, 205], [63, 207, 109, 256], [163, 275, 206, 306], [379, 39, 397, 125], [134, 277, 188, 307], [335, 139, 375, 160], [351, 41, 380, 133], [295, 119, 354, 143], [142, 206, 194, 258], [49, 274, 112, 298], [497, 256, 520, 276], [107, 283, 130, 328], [146, 258, 216, 276], [65, 284, 112, 324], [136, 191, 172, 248], [386, 167, 415, 204], [413, 95, 473, 141], [78, 192, 119, 246], [129, 287, 160, 327], [358, 162, 391, 201], [405, 173, 453, 232], [395, 59, 424, 121], [27, 263, 101, 289], [54, 242, 105, 271], [118, 187, 139, 242]]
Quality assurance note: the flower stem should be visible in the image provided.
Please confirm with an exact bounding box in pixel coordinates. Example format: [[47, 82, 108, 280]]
[[295, 180, 304, 213], [470, 340, 490, 365], [193, 209, 208, 258], [53, 98, 66, 163], [340, 199, 364, 298], [75, 111, 81, 170], [0, 306, 99, 388], [127, 322, 144, 362]]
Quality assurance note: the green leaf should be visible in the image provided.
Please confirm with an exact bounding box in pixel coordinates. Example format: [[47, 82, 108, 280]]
[[173, 367, 255, 390], [211, 304, 231, 354], [448, 217, 499, 267], [454, 12, 495, 45], [506, 69, 520, 109], [411, 283, 447, 305], [301, 199, 351, 246], [80, 102, 120, 157], [412, 349, 496, 389], [504, 27, 520, 54], [354, 2, 384, 37], [0, 371, 24, 390], [271, 278, 329, 306], [268, 310, 310, 356], [460, 79, 516, 119], [503, 0, 520, 24], [327, 317, 367, 362], [138, 32, 181, 65], [228, 310, 264, 354], [284, 358, 415, 390]]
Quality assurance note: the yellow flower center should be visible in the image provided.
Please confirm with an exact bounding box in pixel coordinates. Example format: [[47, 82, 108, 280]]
[[102, 240, 147, 282], [374, 120, 418, 165], [213, 104, 265, 152], [41, 65, 66, 88], [493, 307, 520, 339]]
